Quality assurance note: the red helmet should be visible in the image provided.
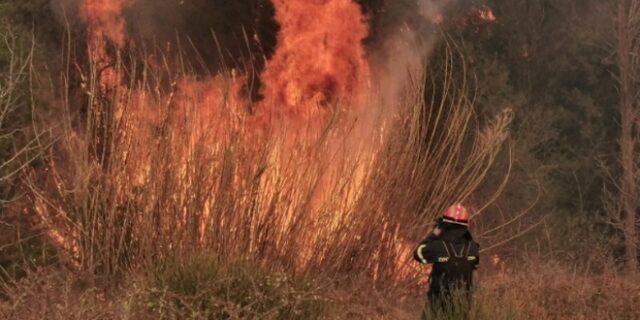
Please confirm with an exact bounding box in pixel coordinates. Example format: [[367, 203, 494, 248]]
[[442, 203, 470, 226]]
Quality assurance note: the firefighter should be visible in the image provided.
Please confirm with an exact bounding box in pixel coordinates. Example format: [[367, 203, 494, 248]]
[[414, 203, 480, 319]]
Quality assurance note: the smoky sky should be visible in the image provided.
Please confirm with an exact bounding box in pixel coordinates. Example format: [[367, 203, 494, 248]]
[[50, 0, 278, 73], [125, 0, 428, 69], [48, 0, 481, 75], [124, 0, 279, 71]]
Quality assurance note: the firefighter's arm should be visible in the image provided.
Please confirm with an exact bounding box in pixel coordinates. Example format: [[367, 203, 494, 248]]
[[470, 241, 480, 269], [413, 228, 442, 264]]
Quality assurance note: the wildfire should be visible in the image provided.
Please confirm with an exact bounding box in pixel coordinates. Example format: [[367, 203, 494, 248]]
[[81, 0, 130, 48], [34, 0, 509, 287], [46, 0, 375, 266], [80, 0, 132, 89], [259, 0, 370, 119], [80, 0, 370, 121]]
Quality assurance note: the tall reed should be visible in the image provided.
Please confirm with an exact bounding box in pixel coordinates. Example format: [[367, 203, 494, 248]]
[[26, 38, 511, 285]]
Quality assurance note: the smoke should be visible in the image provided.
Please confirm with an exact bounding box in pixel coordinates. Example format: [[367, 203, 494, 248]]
[[50, 0, 278, 73], [417, 0, 451, 20], [50, 0, 467, 118], [122, 0, 278, 72], [369, 0, 453, 108], [50, 0, 81, 26]]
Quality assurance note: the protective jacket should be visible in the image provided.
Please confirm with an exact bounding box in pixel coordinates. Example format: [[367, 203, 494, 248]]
[[414, 225, 480, 297]]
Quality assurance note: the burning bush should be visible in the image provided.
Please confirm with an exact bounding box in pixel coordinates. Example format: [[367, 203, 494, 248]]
[[20, 0, 512, 290]]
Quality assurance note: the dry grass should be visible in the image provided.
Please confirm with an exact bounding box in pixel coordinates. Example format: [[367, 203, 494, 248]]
[[1, 258, 638, 319], [0, 261, 325, 320], [480, 260, 640, 320], [324, 258, 640, 320], [0, 27, 44, 191], [0, 268, 121, 320], [21, 37, 512, 286], [0, 23, 56, 285], [0, 30, 525, 318]]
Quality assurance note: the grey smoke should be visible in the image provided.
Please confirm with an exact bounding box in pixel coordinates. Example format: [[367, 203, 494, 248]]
[[48, 0, 455, 100], [418, 0, 451, 20], [50, 0, 81, 26], [371, 0, 453, 109], [48, 0, 279, 75]]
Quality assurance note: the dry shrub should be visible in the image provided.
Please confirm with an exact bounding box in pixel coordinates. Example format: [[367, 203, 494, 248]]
[[0, 268, 120, 320], [323, 257, 640, 319], [0, 25, 56, 285], [6, 253, 637, 320], [24, 39, 512, 286], [0, 260, 326, 320], [138, 255, 326, 319], [478, 258, 640, 320]]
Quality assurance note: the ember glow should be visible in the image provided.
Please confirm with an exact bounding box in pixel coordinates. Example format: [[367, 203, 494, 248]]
[[427, 5, 497, 27], [478, 6, 497, 23]]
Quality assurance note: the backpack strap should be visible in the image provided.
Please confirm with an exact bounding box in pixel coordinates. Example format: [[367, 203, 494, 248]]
[[437, 241, 451, 263], [443, 240, 467, 258], [441, 240, 451, 257]]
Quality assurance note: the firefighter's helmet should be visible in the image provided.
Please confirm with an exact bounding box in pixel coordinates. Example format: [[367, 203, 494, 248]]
[[442, 203, 470, 226]]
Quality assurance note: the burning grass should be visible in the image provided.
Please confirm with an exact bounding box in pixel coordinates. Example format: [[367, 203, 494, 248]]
[[2, 1, 640, 319], [1, 0, 520, 318], [10, 0, 511, 284], [25, 44, 511, 282]]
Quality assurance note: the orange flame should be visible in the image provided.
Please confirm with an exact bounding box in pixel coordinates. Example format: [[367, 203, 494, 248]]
[[80, 0, 132, 89], [80, 0, 130, 48], [55, 0, 376, 269], [80, 0, 370, 121], [478, 6, 497, 23], [259, 0, 370, 119]]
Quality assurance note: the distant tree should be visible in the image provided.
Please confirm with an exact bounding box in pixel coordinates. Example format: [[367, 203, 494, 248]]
[[612, 0, 640, 274], [0, 14, 35, 205], [447, 0, 624, 258], [0, 10, 57, 279]]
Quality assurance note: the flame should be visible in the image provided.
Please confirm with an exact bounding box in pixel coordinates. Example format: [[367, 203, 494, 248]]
[[80, 0, 132, 89], [478, 6, 497, 23], [51, 0, 384, 274], [430, 5, 497, 27], [259, 0, 370, 119], [79, 0, 371, 121], [432, 13, 445, 25], [81, 0, 130, 48]]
